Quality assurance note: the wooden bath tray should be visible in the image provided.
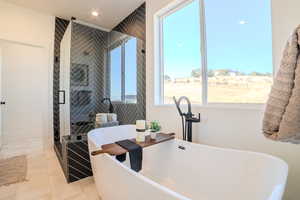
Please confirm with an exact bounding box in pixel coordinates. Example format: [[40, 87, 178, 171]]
[[91, 133, 175, 156]]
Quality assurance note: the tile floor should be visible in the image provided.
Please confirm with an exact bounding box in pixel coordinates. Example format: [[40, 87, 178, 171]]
[[0, 149, 101, 200], [0, 137, 44, 159]]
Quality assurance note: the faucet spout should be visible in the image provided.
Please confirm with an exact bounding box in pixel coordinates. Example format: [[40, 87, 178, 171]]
[[173, 96, 192, 116]]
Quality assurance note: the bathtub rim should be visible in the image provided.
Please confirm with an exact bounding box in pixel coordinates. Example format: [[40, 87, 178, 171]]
[[87, 125, 289, 174], [88, 126, 289, 199]]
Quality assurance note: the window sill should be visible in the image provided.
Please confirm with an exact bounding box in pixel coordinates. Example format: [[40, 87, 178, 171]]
[[112, 101, 137, 105], [200, 103, 265, 111], [153, 103, 266, 111]]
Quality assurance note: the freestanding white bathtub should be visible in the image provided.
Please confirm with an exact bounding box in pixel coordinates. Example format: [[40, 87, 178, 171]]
[[88, 125, 288, 200]]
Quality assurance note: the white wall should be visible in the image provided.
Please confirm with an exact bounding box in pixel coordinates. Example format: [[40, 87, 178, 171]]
[[0, 46, 2, 149], [0, 1, 55, 150], [146, 0, 300, 199]]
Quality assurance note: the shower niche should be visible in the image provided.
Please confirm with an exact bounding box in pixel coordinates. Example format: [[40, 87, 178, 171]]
[[54, 20, 145, 182]]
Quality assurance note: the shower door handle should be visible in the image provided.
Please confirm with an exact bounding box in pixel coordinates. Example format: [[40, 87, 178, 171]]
[[59, 90, 66, 104], [0, 101, 5, 105]]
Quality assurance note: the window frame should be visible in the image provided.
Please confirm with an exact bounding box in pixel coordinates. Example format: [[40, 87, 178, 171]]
[[155, 0, 274, 108], [108, 37, 137, 104]]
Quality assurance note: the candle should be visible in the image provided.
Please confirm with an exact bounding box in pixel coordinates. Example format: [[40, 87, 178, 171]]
[[136, 120, 146, 132], [136, 131, 145, 142]]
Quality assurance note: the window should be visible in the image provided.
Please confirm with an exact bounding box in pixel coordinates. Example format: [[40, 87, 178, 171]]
[[157, 0, 273, 105], [161, 0, 202, 104], [125, 38, 137, 103], [110, 46, 122, 101], [109, 37, 137, 103]]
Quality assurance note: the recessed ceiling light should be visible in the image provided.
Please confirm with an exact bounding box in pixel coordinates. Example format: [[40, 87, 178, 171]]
[[92, 11, 99, 17]]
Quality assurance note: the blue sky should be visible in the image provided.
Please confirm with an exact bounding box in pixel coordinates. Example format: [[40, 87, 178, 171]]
[[125, 38, 137, 95], [111, 38, 137, 99], [163, 0, 273, 78], [110, 46, 122, 100], [111, 0, 273, 98]]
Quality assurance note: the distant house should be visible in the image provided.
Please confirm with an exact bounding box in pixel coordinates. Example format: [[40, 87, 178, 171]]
[[214, 69, 238, 76], [173, 77, 201, 83], [228, 72, 237, 77], [174, 77, 190, 83]]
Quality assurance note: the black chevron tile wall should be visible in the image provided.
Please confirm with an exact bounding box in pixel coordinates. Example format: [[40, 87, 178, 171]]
[[106, 32, 146, 125], [53, 3, 146, 182], [113, 3, 146, 41], [112, 2, 146, 124], [70, 22, 109, 135]]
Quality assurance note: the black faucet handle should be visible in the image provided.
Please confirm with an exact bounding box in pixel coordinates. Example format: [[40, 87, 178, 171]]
[[187, 113, 201, 123], [196, 113, 201, 122]]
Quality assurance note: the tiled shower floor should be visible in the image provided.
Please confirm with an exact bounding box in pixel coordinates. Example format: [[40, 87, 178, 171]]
[[0, 149, 101, 200]]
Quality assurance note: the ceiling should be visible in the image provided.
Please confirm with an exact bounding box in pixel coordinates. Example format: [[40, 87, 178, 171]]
[[2, 0, 145, 30]]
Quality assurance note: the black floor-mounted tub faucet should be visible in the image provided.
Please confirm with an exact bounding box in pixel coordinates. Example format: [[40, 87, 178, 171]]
[[173, 96, 201, 142]]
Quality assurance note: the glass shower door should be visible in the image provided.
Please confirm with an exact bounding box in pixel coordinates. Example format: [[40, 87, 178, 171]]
[[59, 23, 72, 142]]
